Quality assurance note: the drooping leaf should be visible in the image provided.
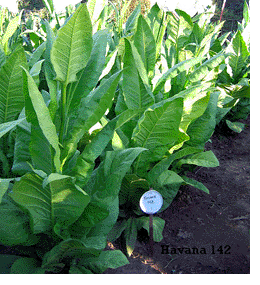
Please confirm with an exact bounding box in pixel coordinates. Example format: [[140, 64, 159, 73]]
[[9, 173, 90, 234], [84, 250, 129, 274], [132, 97, 183, 150], [148, 146, 203, 183], [154, 170, 183, 211], [107, 219, 128, 242], [0, 196, 34, 246], [51, 3, 92, 86], [0, 118, 25, 139], [42, 238, 104, 272], [69, 202, 109, 239], [176, 150, 219, 168], [181, 176, 210, 194]]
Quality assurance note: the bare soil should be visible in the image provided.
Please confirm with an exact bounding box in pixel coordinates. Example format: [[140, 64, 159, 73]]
[[104, 116, 250, 274]]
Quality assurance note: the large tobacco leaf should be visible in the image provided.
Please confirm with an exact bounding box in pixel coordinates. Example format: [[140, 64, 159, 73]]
[[0, 195, 37, 246], [67, 29, 109, 115], [50, 3, 93, 86], [134, 15, 156, 78], [9, 173, 90, 234], [131, 96, 183, 173], [0, 46, 27, 125], [22, 68, 61, 173], [122, 39, 154, 110]]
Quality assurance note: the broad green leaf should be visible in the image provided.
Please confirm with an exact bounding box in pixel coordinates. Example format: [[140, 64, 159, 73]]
[[51, 4, 92, 85], [179, 86, 211, 133], [134, 15, 156, 78], [0, 196, 34, 246], [9, 173, 90, 234], [0, 46, 27, 124], [154, 170, 184, 211], [182, 176, 210, 194], [107, 219, 128, 242], [123, 39, 154, 110], [69, 265, 92, 274], [0, 178, 13, 203], [153, 56, 204, 95], [12, 109, 32, 175], [0, 45, 5, 67], [147, 3, 166, 60], [43, 20, 57, 121], [67, 29, 108, 115], [69, 202, 109, 239], [189, 53, 226, 83], [226, 120, 245, 133], [132, 97, 183, 173], [125, 217, 137, 256], [29, 125, 52, 175], [1, 13, 21, 53], [132, 97, 183, 150], [125, 3, 141, 33], [0, 118, 25, 139], [84, 250, 129, 273], [28, 42, 46, 68], [62, 70, 122, 168], [119, 174, 149, 206], [42, 238, 103, 272], [186, 91, 220, 147], [71, 117, 118, 187], [228, 30, 250, 82], [130, 42, 154, 102], [22, 68, 61, 173], [10, 257, 41, 274], [166, 10, 193, 59], [137, 216, 165, 242], [176, 150, 219, 168], [148, 147, 203, 183]]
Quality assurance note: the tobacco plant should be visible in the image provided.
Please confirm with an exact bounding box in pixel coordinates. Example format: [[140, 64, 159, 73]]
[[0, 3, 146, 273]]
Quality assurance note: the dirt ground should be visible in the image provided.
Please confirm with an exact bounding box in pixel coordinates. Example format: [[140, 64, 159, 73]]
[[104, 116, 250, 274]]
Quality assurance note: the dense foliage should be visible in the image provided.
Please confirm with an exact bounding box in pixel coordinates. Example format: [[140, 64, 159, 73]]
[[0, 0, 249, 273]]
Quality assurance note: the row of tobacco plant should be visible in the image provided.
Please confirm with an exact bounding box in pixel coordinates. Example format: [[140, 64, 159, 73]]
[[0, 0, 250, 273]]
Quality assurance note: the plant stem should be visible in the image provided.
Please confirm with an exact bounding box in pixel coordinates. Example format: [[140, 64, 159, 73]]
[[219, 0, 227, 22], [59, 84, 67, 145]]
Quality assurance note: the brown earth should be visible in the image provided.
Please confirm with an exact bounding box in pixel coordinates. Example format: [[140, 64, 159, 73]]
[[104, 116, 250, 274]]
